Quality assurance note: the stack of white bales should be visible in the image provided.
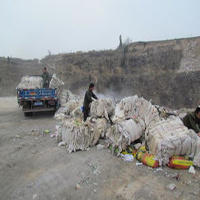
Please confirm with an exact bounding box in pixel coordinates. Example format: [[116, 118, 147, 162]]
[[60, 118, 108, 153], [49, 73, 64, 89], [16, 76, 43, 89], [55, 97, 112, 152], [145, 116, 200, 166], [106, 118, 145, 155], [106, 95, 160, 154], [90, 98, 115, 121], [59, 89, 80, 107]]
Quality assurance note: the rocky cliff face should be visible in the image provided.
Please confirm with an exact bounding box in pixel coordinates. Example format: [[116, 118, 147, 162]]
[[1, 37, 200, 109]]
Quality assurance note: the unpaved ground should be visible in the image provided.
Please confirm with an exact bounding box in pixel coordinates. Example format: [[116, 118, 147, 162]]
[[0, 97, 200, 200]]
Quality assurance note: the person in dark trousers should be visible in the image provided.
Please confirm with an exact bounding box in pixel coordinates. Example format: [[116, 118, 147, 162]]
[[83, 83, 98, 121], [42, 67, 50, 88], [182, 106, 200, 137]]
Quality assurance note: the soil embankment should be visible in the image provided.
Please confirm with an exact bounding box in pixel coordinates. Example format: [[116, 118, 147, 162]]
[[1, 36, 200, 108]]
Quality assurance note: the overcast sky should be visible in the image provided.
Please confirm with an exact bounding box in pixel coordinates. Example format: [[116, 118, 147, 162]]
[[0, 0, 200, 59]]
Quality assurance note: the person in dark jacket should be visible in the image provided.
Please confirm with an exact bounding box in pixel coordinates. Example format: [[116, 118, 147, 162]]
[[83, 83, 98, 121], [182, 106, 200, 136], [42, 67, 50, 88]]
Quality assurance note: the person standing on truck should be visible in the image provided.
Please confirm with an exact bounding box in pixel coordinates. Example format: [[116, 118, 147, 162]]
[[42, 67, 50, 88], [182, 106, 200, 137], [83, 83, 98, 122]]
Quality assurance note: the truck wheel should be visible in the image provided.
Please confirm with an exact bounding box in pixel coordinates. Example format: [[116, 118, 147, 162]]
[[24, 112, 33, 117]]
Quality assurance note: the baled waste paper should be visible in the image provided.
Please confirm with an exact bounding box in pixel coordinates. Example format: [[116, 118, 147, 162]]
[[59, 89, 80, 107], [106, 118, 145, 155], [145, 116, 198, 166], [16, 76, 43, 89], [193, 137, 200, 167], [49, 73, 64, 88], [113, 95, 160, 127], [17, 73, 64, 90], [53, 90, 200, 168], [60, 118, 108, 153], [90, 98, 115, 120]]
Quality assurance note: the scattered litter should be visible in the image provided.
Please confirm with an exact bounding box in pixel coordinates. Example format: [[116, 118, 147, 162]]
[[50, 134, 56, 138], [188, 166, 196, 174], [186, 181, 192, 186], [31, 150, 37, 154], [97, 144, 105, 150], [156, 168, 164, 172], [58, 141, 66, 147], [32, 194, 39, 200], [88, 162, 102, 175], [44, 130, 50, 134], [167, 173, 181, 181], [16, 134, 21, 138], [28, 130, 40, 136], [93, 189, 97, 193], [136, 162, 143, 166], [120, 154, 134, 162], [93, 183, 98, 186], [166, 183, 176, 191], [75, 183, 82, 190], [134, 143, 142, 150]]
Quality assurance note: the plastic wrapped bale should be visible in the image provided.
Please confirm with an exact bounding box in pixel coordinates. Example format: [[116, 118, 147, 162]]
[[145, 116, 198, 166], [59, 89, 69, 106], [61, 101, 80, 116], [91, 118, 108, 138], [71, 106, 83, 118], [49, 73, 64, 89], [90, 98, 115, 120], [119, 95, 138, 113], [59, 89, 80, 107], [16, 76, 43, 89], [193, 137, 200, 167], [115, 96, 160, 127], [65, 101, 80, 115], [112, 103, 126, 123], [61, 120, 91, 153], [61, 119, 104, 153], [106, 118, 145, 155]]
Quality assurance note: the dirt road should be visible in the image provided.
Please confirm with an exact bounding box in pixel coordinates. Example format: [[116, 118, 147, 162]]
[[0, 97, 200, 200]]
